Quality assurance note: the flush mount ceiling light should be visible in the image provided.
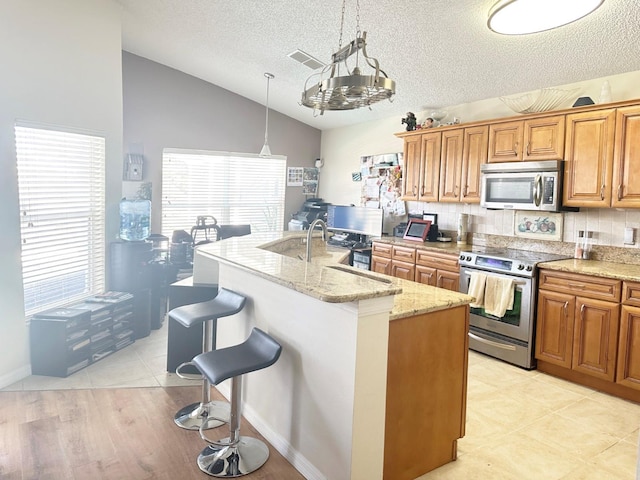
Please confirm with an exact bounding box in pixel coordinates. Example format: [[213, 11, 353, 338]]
[[259, 72, 274, 157], [488, 0, 605, 35], [300, 0, 395, 115]]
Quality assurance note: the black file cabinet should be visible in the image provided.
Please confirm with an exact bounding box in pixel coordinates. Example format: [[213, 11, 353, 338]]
[[30, 294, 135, 377]]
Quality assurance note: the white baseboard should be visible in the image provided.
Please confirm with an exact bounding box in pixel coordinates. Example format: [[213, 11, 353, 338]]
[[0, 364, 31, 390], [216, 384, 325, 480]]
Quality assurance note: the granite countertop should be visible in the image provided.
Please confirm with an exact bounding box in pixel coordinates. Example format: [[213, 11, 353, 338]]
[[539, 258, 640, 282], [195, 231, 472, 318]]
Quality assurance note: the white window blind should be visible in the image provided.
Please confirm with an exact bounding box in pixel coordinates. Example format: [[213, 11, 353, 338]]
[[161, 149, 287, 237], [15, 124, 106, 317]]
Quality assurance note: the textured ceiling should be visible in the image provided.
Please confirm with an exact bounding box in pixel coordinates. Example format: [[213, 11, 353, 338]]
[[115, 0, 640, 131]]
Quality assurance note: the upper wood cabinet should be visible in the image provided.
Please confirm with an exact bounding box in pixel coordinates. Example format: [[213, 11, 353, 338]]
[[488, 120, 523, 162], [439, 129, 464, 202], [461, 125, 489, 202], [488, 115, 565, 163], [611, 105, 640, 208], [439, 125, 488, 203], [402, 132, 441, 202], [563, 108, 616, 208]]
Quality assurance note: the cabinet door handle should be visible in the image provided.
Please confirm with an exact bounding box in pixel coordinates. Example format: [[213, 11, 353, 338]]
[[526, 142, 531, 156], [413, 185, 418, 195], [580, 303, 585, 319], [568, 283, 586, 289], [564, 301, 568, 317], [618, 184, 623, 201], [420, 185, 425, 196], [463, 185, 468, 197], [601, 184, 605, 200]]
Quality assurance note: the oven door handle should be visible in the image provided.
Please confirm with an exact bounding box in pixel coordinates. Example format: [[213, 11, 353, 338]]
[[462, 270, 527, 286], [468, 332, 517, 351]]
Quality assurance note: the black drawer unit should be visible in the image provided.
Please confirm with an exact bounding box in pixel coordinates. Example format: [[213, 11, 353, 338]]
[[30, 293, 136, 377], [30, 307, 92, 377]]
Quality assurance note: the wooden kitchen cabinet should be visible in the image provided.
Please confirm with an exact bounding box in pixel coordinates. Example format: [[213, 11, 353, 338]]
[[488, 116, 565, 163], [402, 131, 441, 202], [536, 270, 624, 386], [611, 105, 640, 208], [438, 129, 464, 202], [488, 120, 523, 162], [391, 245, 416, 281], [616, 281, 640, 391], [370, 242, 459, 290], [563, 108, 616, 207], [439, 126, 488, 203], [371, 255, 392, 275], [572, 297, 619, 381], [415, 249, 460, 292], [536, 290, 575, 368]]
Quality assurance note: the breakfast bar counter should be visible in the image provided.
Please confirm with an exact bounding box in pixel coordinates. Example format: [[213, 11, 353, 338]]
[[193, 232, 472, 480]]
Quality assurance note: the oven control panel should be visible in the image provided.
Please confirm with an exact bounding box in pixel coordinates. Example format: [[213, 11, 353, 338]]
[[459, 252, 535, 277]]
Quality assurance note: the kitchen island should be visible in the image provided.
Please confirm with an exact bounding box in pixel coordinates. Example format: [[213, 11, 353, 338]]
[[192, 232, 473, 480]]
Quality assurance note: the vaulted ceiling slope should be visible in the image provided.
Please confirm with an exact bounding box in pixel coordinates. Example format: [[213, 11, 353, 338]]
[[116, 0, 640, 131]]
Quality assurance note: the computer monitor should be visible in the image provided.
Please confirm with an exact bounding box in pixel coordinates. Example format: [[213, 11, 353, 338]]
[[326, 205, 383, 238]]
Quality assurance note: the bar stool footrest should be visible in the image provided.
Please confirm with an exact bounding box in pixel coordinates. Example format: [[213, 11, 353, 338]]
[[175, 361, 204, 381], [174, 401, 230, 431]]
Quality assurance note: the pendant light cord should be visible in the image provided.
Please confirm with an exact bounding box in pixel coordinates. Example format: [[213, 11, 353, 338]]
[[263, 72, 274, 152]]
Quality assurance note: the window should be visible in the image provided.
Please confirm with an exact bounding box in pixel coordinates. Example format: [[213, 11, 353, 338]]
[[15, 124, 106, 316], [161, 149, 287, 237]]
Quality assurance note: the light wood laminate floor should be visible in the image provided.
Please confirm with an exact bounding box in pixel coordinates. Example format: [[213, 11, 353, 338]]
[[3, 322, 639, 479]]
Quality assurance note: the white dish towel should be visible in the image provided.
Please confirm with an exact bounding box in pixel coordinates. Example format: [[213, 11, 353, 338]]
[[484, 275, 515, 318], [468, 272, 487, 308]]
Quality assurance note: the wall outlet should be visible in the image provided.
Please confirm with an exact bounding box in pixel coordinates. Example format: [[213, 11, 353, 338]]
[[624, 227, 635, 245]]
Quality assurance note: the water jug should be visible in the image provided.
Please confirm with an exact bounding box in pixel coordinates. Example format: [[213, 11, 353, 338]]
[[119, 199, 151, 241]]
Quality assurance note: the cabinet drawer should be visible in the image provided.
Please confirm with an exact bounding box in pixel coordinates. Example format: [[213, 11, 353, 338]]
[[623, 282, 640, 307], [392, 245, 416, 263], [372, 242, 392, 258], [539, 270, 621, 302], [415, 249, 459, 272]]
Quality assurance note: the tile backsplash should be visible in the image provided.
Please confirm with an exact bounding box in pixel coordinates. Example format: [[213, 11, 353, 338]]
[[405, 202, 640, 251]]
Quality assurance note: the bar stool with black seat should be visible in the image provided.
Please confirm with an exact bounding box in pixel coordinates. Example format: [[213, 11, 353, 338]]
[[169, 287, 247, 430], [193, 327, 282, 477]]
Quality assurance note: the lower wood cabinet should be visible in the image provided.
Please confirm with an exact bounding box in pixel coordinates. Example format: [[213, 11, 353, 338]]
[[371, 241, 460, 291], [536, 270, 640, 401]]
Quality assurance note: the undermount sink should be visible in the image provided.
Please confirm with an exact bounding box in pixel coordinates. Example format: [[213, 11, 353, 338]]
[[326, 265, 393, 284]]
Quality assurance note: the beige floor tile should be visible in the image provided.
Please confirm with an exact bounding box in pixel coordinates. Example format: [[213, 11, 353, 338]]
[[555, 397, 640, 439], [20, 370, 92, 390], [590, 438, 638, 478], [519, 412, 620, 460], [559, 463, 633, 480]]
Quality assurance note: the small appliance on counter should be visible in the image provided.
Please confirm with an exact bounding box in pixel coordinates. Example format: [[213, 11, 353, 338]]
[[290, 197, 330, 229]]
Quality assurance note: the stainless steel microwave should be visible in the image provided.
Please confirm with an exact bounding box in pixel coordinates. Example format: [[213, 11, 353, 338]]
[[480, 160, 564, 212]]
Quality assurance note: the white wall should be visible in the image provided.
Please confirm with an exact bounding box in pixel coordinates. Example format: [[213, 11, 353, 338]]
[[0, 0, 123, 387], [122, 53, 322, 232], [319, 70, 640, 247]]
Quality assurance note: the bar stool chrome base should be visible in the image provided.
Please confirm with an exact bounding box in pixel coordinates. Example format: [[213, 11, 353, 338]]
[[197, 437, 269, 477], [174, 401, 230, 430]]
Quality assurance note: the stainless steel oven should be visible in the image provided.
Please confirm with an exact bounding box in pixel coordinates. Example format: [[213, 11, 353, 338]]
[[459, 247, 570, 369]]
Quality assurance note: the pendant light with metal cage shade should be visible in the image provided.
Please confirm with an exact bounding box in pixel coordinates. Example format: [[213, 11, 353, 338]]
[[300, 0, 396, 115], [259, 72, 274, 157]]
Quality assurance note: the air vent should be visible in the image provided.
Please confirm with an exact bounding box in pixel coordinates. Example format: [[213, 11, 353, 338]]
[[288, 49, 325, 70]]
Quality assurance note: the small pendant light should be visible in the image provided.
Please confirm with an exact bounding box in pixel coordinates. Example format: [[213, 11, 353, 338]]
[[259, 72, 274, 157]]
